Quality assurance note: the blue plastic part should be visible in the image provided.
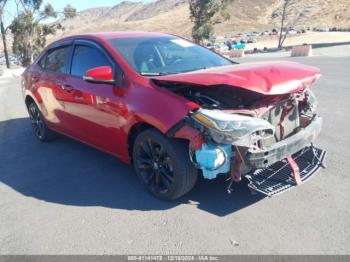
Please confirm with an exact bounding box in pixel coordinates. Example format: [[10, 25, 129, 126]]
[[195, 143, 233, 179]]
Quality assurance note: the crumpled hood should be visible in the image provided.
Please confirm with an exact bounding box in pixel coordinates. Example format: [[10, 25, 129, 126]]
[[152, 61, 320, 95]]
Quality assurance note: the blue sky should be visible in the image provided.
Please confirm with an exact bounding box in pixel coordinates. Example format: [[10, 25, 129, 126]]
[[3, 0, 156, 24]]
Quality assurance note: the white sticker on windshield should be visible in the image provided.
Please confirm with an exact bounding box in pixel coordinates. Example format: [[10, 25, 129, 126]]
[[170, 39, 195, 48]]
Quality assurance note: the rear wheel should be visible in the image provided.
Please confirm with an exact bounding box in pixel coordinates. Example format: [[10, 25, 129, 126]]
[[28, 102, 56, 142], [132, 129, 198, 200]]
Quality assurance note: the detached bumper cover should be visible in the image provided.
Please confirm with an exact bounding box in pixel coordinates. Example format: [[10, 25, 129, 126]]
[[246, 146, 326, 197], [246, 116, 322, 169]]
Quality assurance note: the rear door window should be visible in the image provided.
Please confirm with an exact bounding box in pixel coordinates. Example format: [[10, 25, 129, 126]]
[[70, 45, 111, 77], [41, 46, 70, 74]]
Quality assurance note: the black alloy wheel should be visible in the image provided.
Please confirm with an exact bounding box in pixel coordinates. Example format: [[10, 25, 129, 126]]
[[133, 129, 197, 200], [28, 102, 56, 142], [137, 137, 174, 194]]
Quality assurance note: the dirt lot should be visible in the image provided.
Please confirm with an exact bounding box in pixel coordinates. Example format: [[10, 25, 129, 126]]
[[245, 32, 350, 50], [0, 56, 349, 254]]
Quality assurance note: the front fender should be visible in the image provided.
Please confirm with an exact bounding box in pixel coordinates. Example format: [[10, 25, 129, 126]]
[[126, 83, 198, 134]]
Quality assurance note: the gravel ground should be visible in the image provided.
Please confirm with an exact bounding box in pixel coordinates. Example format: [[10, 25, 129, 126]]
[[312, 44, 350, 57], [243, 44, 350, 58], [0, 56, 349, 255], [244, 32, 350, 50]]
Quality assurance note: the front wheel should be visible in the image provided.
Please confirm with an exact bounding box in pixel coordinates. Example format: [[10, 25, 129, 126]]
[[132, 129, 198, 200]]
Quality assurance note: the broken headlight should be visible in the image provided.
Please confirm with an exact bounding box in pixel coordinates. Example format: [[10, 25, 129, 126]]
[[304, 88, 318, 113], [192, 109, 275, 146]]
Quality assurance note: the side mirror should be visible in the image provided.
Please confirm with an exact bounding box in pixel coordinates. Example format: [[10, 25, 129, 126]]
[[83, 66, 115, 84]]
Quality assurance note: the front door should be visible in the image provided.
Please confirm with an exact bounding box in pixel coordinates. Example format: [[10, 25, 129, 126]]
[[62, 41, 127, 155]]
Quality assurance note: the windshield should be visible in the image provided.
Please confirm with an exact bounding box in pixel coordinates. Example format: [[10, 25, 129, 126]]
[[108, 36, 233, 76]]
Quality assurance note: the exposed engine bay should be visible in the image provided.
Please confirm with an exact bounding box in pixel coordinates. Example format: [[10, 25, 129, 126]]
[[170, 84, 266, 110], [157, 80, 326, 196]]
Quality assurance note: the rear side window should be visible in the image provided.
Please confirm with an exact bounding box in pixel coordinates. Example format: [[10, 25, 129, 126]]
[[70, 45, 111, 77], [41, 46, 69, 74]]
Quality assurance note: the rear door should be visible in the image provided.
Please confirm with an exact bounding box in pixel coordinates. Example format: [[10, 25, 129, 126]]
[[63, 40, 127, 154], [35, 43, 72, 133]]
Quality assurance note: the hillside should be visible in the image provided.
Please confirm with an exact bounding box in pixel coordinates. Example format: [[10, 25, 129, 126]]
[[2, 0, 350, 54], [54, 0, 350, 39], [58, 0, 190, 37]]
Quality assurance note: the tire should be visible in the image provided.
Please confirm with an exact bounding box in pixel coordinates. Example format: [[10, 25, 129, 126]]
[[28, 102, 57, 142], [132, 129, 198, 200]]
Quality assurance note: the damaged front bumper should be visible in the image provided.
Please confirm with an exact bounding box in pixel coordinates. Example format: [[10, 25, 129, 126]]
[[246, 146, 326, 196], [173, 114, 326, 197], [246, 116, 323, 169]]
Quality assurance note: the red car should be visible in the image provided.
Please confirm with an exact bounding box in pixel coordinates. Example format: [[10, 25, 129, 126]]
[[22, 32, 326, 200]]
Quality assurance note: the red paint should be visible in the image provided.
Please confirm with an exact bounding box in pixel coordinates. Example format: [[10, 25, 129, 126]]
[[22, 32, 321, 164], [85, 66, 114, 81], [230, 147, 242, 182], [153, 61, 320, 95], [173, 125, 204, 150], [287, 156, 302, 185]]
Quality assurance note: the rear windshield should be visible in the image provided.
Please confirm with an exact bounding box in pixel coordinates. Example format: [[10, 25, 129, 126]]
[[108, 36, 233, 76]]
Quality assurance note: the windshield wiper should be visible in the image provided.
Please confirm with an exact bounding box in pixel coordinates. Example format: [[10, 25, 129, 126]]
[[174, 66, 212, 74], [140, 72, 170, 76], [140, 67, 213, 76]]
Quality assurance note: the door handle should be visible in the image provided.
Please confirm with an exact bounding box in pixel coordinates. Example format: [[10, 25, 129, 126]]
[[31, 76, 40, 83], [60, 84, 74, 92], [31, 77, 39, 88]]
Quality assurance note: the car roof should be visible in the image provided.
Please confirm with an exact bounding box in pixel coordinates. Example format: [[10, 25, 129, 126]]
[[39, 31, 177, 64], [58, 31, 172, 42]]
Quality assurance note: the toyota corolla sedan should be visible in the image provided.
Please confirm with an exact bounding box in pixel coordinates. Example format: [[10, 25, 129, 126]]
[[22, 32, 326, 200]]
